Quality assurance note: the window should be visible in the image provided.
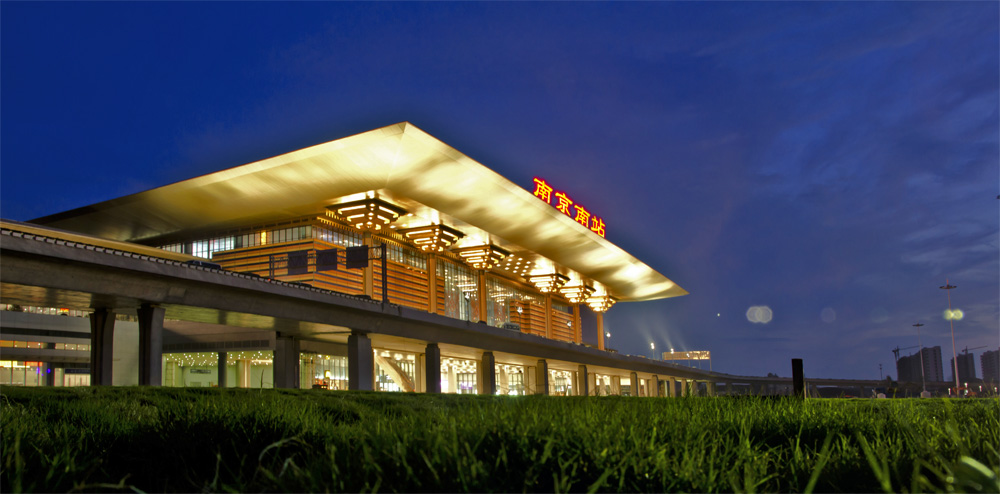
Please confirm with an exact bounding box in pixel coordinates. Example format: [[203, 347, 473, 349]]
[[438, 260, 479, 322], [486, 277, 542, 327]]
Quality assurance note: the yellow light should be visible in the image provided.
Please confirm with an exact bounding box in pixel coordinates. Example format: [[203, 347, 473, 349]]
[[943, 309, 965, 321], [529, 273, 569, 293], [452, 244, 509, 270], [586, 294, 617, 312], [560, 284, 595, 304], [327, 197, 407, 231]]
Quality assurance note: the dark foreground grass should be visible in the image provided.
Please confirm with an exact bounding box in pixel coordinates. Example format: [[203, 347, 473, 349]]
[[1, 387, 997, 493]]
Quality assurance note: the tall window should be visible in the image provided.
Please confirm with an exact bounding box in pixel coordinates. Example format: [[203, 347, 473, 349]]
[[386, 243, 427, 270], [437, 260, 479, 322], [486, 277, 542, 328]]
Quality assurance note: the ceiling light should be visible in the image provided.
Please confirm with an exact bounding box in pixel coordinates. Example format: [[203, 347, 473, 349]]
[[528, 273, 570, 293], [326, 197, 407, 231], [399, 224, 465, 252], [560, 284, 595, 304], [452, 244, 509, 270], [586, 294, 617, 313]]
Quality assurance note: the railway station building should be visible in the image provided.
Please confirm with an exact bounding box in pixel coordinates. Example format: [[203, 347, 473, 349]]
[[1, 122, 721, 397]]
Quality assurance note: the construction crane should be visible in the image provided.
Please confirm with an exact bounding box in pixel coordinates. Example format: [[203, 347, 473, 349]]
[[961, 345, 988, 355], [892, 345, 919, 363]]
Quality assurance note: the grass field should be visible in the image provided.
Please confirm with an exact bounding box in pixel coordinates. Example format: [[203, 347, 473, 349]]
[[1, 387, 997, 493]]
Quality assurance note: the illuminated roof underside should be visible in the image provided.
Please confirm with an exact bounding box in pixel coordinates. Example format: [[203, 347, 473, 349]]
[[32, 123, 687, 302]]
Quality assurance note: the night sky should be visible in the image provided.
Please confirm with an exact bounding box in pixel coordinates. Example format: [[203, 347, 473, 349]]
[[3, 2, 997, 380]]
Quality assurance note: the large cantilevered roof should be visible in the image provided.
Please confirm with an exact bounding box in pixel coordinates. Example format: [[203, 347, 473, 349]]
[[32, 122, 687, 302]]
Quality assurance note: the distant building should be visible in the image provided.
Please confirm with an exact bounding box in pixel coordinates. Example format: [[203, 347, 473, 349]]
[[950, 353, 977, 383], [981, 349, 999, 384], [897, 346, 943, 384]]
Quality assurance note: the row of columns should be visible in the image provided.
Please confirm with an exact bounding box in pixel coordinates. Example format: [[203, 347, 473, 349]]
[[86, 310, 721, 395], [90, 305, 165, 386], [88, 305, 301, 388]]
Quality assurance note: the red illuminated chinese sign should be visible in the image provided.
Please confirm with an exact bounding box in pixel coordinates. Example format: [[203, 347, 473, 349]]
[[532, 177, 606, 237]]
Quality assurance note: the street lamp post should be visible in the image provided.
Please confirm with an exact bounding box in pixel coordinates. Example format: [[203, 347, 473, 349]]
[[914, 323, 929, 397], [940, 280, 960, 393]]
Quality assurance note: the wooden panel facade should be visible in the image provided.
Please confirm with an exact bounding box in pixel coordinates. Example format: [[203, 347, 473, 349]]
[[172, 219, 590, 346]]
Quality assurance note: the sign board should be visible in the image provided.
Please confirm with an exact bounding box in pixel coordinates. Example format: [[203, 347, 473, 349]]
[[532, 177, 606, 237]]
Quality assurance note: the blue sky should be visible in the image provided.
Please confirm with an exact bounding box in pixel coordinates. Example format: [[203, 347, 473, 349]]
[[3, 2, 997, 380]]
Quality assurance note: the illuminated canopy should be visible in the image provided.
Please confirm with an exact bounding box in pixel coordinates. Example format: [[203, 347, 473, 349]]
[[32, 122, 687, 302]]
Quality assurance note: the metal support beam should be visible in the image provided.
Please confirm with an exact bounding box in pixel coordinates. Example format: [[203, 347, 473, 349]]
[[137, 303, 164, 386], [348, 332, 373, 391], [89, 308, 115, 386]]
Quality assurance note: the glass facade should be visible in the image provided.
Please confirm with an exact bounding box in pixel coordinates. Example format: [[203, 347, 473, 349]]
[[374, 350, 417, 392], [302, 353, 348, 390], [549, 369, 574, 396], [162, 351, 274, 388], [496, 363, 525, 395], [158, 221, 366, 260], [438, 260, 480, 322], [441, 357, 478, 394], [486, 277, 542, 328], [385, 243, 427, 270]]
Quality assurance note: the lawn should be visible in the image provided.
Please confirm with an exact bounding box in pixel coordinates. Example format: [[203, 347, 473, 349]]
[[1, 387, 997, 492]]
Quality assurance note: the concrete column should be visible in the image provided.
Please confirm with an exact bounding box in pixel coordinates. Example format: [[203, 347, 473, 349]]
[[535, 359, 549, 395], [217, 351, 227, 388], [629, 372, 639, 396], [792, 358, 804, 399], [578, 365, 589, 396], [447, 366, 457, 393], [588, 372, 598, 396], [274, 333, 300, 389], [611, 375, 621, 395], [666, 377, 675, 397], [89, 308, 115, 386], [347, 332, 374, 391], [42, 362, 55, 387], [137, 304, 164, 386], [651, 375, 660, 397], [707, 382, 716, 397], [238, 359, 251, 388], [480, 352, 496, 395], [498, 367, 509, 395]]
